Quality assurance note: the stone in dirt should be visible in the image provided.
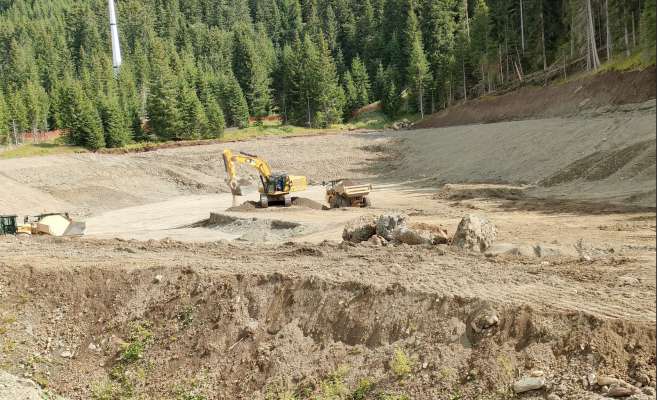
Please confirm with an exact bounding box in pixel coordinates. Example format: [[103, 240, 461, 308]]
[[453, 214, 497, 252], [343, 216, 377, 243], [367, 235, 386, 247], [0, 371, 65, 400], [485, 243, 536, 258], [393, 227, 432, 246], [376, 214, 408, 241], [513, 376, 547, 393], [607, 385, 638, 397]]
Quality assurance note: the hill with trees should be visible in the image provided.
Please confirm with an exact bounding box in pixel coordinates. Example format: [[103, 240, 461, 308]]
[[0, 0, 654, 149]]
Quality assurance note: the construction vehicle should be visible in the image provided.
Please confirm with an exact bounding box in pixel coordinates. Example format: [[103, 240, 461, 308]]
[[0, 215, 17, 235], [222, 149, 308, 208], [325, 180, 372, 209]]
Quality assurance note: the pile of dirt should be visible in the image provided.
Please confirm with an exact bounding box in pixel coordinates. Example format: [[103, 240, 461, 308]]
[[0, 256, 654, 399], [191, 213, 307, 242], [291, 197, 328, 210], [227, 200, 259, 212], [415, 67, 656, 129]]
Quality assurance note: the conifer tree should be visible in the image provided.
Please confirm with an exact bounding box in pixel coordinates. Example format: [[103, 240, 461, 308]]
[[146, 40, 183, 140], [179, 85, 209, 140], [205, 98, 226, 138], [100, 96, 132, 148], [0, 91, 9, 145]]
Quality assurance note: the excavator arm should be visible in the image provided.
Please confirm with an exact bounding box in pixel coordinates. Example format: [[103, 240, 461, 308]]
[[222, 149, 273, 195]]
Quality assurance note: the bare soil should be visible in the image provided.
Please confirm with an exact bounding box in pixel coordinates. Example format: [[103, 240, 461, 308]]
[[415, 67, 656, 129], [0, 95, 655, 399]]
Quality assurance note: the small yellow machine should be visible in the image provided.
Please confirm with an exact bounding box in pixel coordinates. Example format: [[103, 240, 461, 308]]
[[222, 149, 308, 208]]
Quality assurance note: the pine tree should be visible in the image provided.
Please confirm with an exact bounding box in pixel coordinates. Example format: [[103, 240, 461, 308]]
[[373, 62, 387, 101], [59, 82, 105, 149], [179, 85, 209, 140], [146, 40, 183, 141], [223, 73, 250, 128], [205, 98, 226, 138], [0, 91, 9, 145], [100, 97, 132, 148], [406, 9, 430, 117], [350, 56, 372, 109], [640, 0, 656, 54], [343, 70, 358, 113], [6, 88, 28, 144], [24, 80, 50, 141]]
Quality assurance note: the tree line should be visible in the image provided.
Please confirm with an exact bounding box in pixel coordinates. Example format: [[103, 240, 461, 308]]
[[0, 0, 654, 149]]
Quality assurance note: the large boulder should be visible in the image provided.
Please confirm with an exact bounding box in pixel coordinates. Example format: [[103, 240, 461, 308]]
[[343, 216, 377, 243], [376, 214, 408, 241], [453, 214, 497, 252]]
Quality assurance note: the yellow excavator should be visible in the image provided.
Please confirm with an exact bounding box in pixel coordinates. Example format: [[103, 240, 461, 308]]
[[222, 149, 308, 208]]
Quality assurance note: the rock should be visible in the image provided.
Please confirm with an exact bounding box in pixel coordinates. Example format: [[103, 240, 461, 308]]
[[453, 214, 497, 252], [642, 387, 656, 396], [534, 244, 563, 258], [485, 243, 536, 258], [547, 394, 561, 400], [367, 235, 385, 247], [60, 350, 73, 358], [153, 274, 164, 284], [393, 227, 432, 246], [376, 214, 407, 241], [619, 276, 640, 286], [531, 370, 545, 377], [432, 228, 450, 245], [343, 216, 377, 243], [446, 317, 467, 343], [513, 376, 546, 393], [607, 386, 637, 397], [598, 376, 622, 387], [470, 310, 499, 333]]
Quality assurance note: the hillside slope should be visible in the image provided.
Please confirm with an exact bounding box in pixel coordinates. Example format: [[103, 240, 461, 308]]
[[415, 67, 656, 129], [389, 101, 656, 208]]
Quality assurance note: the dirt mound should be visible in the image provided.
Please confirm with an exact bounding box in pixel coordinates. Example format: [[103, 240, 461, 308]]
[[415, 67, 656, 129], [0, 261, 654, 399], [227, 200, 259, 212], [291, 197, 328, 210], [189, 213, 307, 242]]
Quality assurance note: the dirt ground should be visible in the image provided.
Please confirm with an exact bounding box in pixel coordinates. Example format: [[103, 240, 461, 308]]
[[415, 67, 656, 129], [0, 99, 655, 399]]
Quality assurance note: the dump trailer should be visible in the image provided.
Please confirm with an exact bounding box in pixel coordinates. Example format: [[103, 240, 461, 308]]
[[325, 180, 372, 209], [222, 149, 308, 208]]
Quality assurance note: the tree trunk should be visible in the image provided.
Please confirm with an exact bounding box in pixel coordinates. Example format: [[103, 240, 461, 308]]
[[631, 11, 636, 48], [462, 57, 468, 101], [464, 0, 470, 39], [605, 0, 612, 61], [520, 0, 525, 53], [623, 5, 631, 56], [306, 93, 311, 127], [587, 0, 601, 70], [12, 119, 18, 146], [540, 6, 547, 71]]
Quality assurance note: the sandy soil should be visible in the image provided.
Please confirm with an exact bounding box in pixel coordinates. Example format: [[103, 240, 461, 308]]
[[0, 104, 655, 399]]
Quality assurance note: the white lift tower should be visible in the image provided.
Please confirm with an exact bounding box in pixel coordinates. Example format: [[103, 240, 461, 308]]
[[108, 0, 122, 74]]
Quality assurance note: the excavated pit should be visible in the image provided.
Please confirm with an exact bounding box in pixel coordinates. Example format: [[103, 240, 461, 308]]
[[0, 266, 654, 399]]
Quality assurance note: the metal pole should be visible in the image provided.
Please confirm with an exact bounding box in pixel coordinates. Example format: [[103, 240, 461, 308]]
[[108, 0, 122, 75]]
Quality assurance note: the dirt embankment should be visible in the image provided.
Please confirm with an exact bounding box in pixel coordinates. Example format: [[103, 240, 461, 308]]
[[0, 238, 654, 399], [415, 67, 656, 129]]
